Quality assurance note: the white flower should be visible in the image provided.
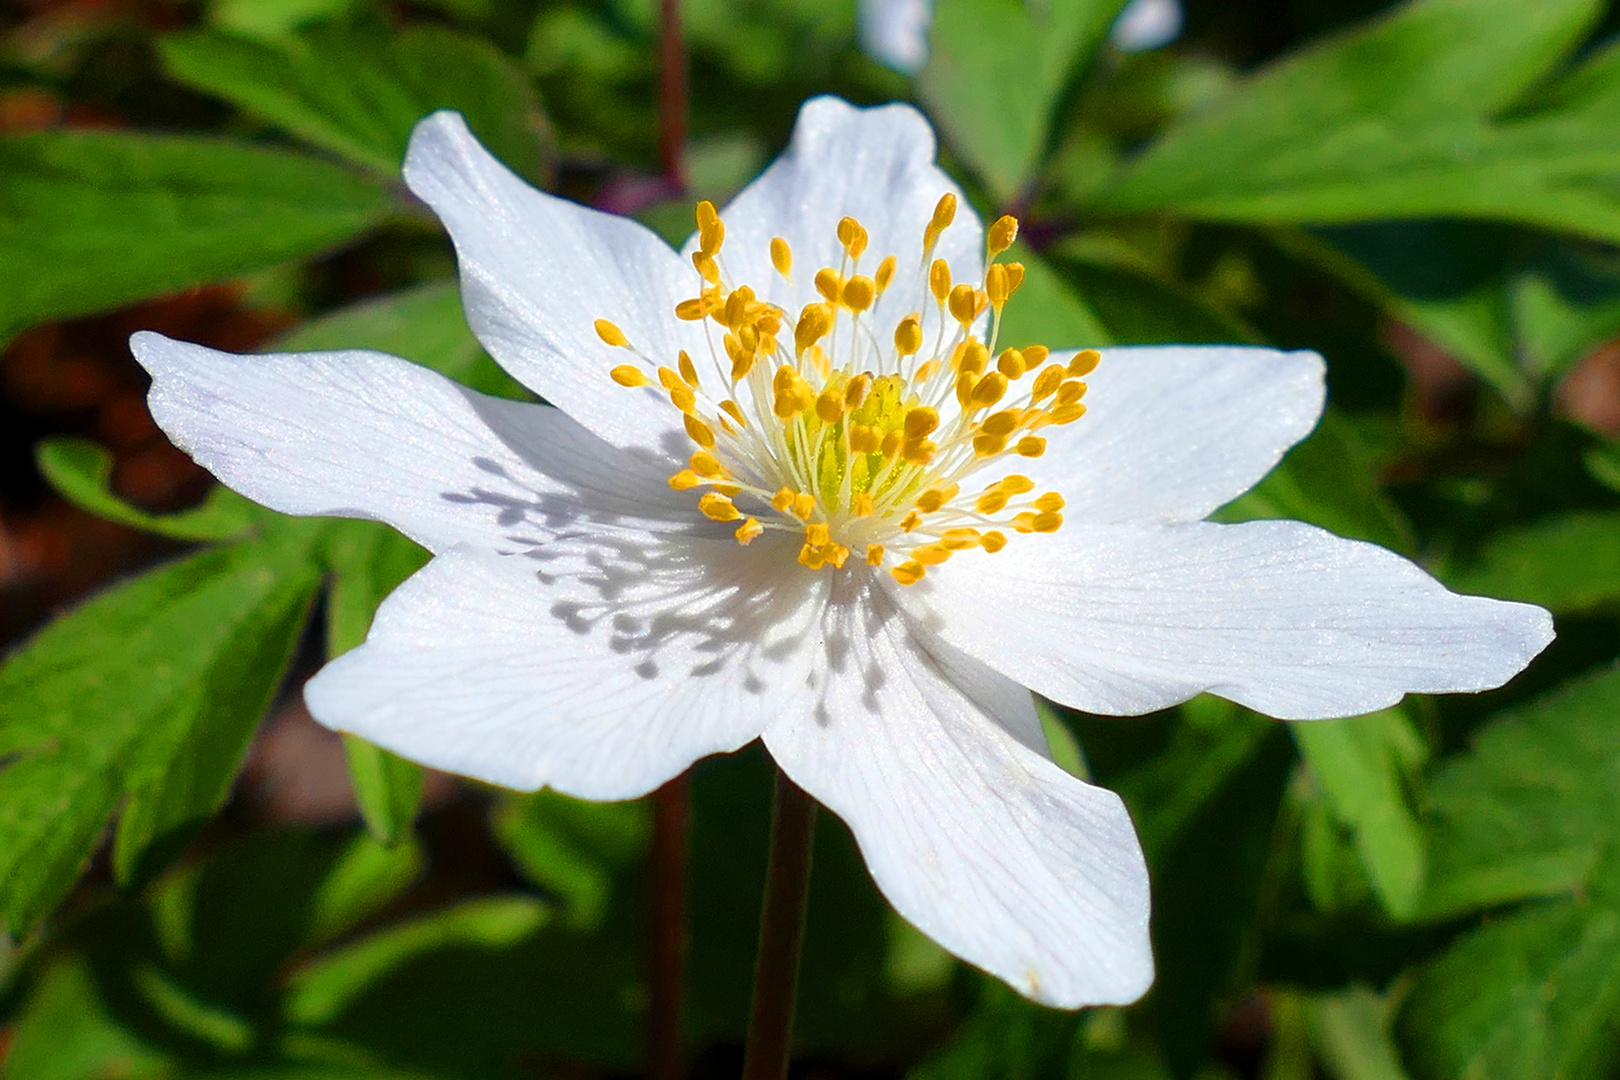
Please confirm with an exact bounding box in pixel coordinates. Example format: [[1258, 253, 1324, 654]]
[[130, 96, 1552, 1008], [859, 0, 1184, 75]]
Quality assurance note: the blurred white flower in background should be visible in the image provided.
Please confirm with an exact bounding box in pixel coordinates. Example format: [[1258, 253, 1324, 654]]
[[860, 0, 1185, 75]]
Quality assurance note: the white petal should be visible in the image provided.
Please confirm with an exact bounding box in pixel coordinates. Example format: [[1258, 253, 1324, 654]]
[[702, 96, 982, 358], [1112, 0, 1182, 52], [904, 520, 1554, 720], [858, 0, 933, 74], [1018, 346, 1326, 525], [131, 331, 695, 554], [307, 538, 830, 798], [404, 111, 704, 460], [763, 573, 1153, 1008]]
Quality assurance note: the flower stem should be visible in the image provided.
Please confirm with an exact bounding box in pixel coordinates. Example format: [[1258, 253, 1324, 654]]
[[657, 0, 688, 190], [741, 767, 817, 1080], [650, 771, 692, 1080]]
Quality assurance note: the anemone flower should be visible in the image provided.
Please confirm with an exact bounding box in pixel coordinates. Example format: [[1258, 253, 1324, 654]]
[[130, 96, 1552, 1008]]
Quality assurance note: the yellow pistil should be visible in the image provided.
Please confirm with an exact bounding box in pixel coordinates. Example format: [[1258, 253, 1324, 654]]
[[601, 199, 1096, 584]]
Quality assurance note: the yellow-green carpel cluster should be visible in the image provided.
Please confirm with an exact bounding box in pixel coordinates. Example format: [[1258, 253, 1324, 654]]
[[601, 195, 1095, 586]]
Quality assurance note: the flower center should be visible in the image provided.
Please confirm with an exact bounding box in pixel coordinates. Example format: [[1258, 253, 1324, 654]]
[[599, 195, 1095, 586]]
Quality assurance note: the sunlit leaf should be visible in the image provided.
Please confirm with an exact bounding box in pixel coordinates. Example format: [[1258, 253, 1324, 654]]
[[36, 436, 260, 542]]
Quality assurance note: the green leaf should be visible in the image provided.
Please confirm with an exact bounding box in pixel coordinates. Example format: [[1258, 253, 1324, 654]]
[[490, 790, 650, 929], [1306, 986, 1416, 1080], [994, 244, 1111, 350], [0, 955, 172, 1080], [0, 130, 392, 344], [283, 897, 551, 1026], [271, 280, 521, 397], [0, 530, 323, 932], [1217, 408, 1416, 557], [1093, 0, 1620, 244], [1397, 841, 1620, 1080], [160, 25, 549, 183], [1291, 708, 1429, 919], [305, 833, 425, 947], [1444, 512, 1620, 614], [1419, 664, 1620, 920], [918, 0, 1131, 202], [35, 436, 261, 541]]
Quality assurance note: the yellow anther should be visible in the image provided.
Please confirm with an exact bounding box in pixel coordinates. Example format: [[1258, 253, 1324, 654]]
[[996, 348, 1026, 379], [712, 482, 741, 497], [941, 527, 981, 549], [900, 510, 923, 532], [845, 373, 871, 408], [1032, 511, 1063, 533], [981, 409, 1020, 436], [806, 521, 831, 547], [901, 438, 936, 464], [690, 450, 724, 478], [976, 491, 1009, 514], [699, 217, 724, 259], [1022, 344, 1049, 367], [842, 275, 876, 314], [669, 469, 702, 490], [1049, 403, 1087, 424], [595, 319, 629, 348], [693, 253, 721, 287], [903, 406, 940, 439], [880, 430, 903, 459], [684, 414, 716, 449], [700, 493, 740, 521], [669, 383, 696, 413], [678, 351, 699, 386], [1055, 379, 1088, 406], [1031, 364, 1065, 403], [676, 298, 707, 321], [658, 366, 684, 392], [957, 340, 989, 376], [853, 493, 876, 517], [914, 358, 942, 383], [814, 268, 843, 304], [611, 365, 649, 387], [866, 543, 884, 566], [948, 283, 978, 326], [771, 488, 795, 512], [720, 400, 748, 428], [1000, 476, 1035, 494], [930, 259, 952, 304], [923, 192, 956, 251], [973, 433, 1007, 456], [827, 543, 851, 569], [987, 214, 1019, 257], [849, 425, 881, 453], [1012, 512, 1037, 533], [795, 303, 834, 355], [986, 264, 1010, 309], [771, 236, 792, 278], [894, 315, 924, 357], [837, 217, 869, 259], [981, 530, 1007, 553], [792, 492, 816, 520], [956, 370, 979, 409], [892, 560, 926, 586], [969, 371, 1008, 409], [799, 544, 827, 570], [915, 544, 952, 566], [1015, 435, 1046, 457], [874, 255, 896, 296], [695, 199, 718, 232], [724, 286, 758, 328], [736, 517, 763, 545], [1004, 262, 1025, 295], [915, 485, 953, 513], [730, 350, 755, 383], [1035, 492, 1065, 513], [816, 386, 845, 424], [1068, 349, 1101, 377]]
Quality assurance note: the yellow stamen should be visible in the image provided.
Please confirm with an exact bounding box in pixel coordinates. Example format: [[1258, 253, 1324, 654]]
[[611, 365, 649, 387], [595, 319, 629, 348]]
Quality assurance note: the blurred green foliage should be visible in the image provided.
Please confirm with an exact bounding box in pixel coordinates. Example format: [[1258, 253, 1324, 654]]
[[2, 0, 1620, 1077]]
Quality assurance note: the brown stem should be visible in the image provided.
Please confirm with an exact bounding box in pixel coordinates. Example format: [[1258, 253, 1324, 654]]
[[650, 771, 692, 1080], [657, 0, 688, 190], [741, 768, 818, 1080]]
